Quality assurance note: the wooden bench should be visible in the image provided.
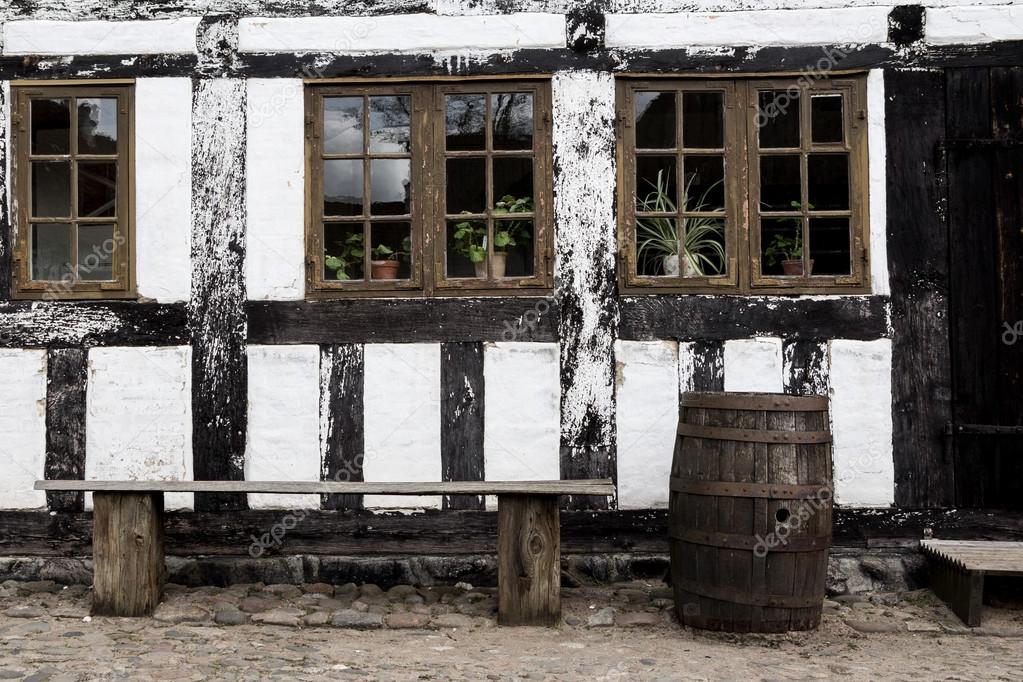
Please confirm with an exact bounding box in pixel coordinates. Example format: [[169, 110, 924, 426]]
[[920, 539, 1023, 626], [34, 479, 614, 625]]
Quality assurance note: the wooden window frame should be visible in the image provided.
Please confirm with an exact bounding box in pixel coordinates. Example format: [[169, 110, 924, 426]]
[[11, 82, 135, 300], [305, 79, 554, 299], [617, 75, 870, 295]]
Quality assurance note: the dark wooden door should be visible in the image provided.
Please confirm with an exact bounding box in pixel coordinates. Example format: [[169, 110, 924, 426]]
[[946, 67, 1023, 509]]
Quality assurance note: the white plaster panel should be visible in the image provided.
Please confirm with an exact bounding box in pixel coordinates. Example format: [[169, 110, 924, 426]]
[[0, 350, 47, 510], [363, 344, 442, 509], [830, 339, 894, 506], [723, 338, 784, 393], [246, 79, 305, 301], [606, 7, 890, 48], [135, 78, 192, 303], [85, 347, 193, 510], [615, 341, 679, 509], [483, 342, 560, 509], [867, 69, 890, 296], [246, 345, 321, 509], [926, 5, 1023, 44], [238, 14, 567, 53], [2, 19, 200, 55]]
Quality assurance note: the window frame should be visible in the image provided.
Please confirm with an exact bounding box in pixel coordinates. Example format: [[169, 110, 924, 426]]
[[11, 82, 135, 300]]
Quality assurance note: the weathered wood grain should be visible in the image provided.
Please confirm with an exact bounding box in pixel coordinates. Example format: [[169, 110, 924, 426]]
[[320, 344, 365, 511], [782, 339, 830, 397], [44, 348, 88, 512], [35, 480, 616, 496], [441, 342, 486, 510], [0, 81, 10, 302], [91, 492, 165, 617], [497, 494, 561, 626], [0, 302, 188, 348]]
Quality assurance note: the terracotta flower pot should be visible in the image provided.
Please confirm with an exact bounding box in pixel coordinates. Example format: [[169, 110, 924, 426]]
[[781, 259, 814, 276], [371, 260, 401, 280]]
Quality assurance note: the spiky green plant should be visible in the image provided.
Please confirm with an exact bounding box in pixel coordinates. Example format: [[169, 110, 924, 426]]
[[636, 170, 725, 277]]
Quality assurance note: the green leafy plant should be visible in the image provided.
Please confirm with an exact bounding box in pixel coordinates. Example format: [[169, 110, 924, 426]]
[[370, 235, 412, 262], [764, 201, 811, 266], [453, 195, 534, 263], [636, 170, 725, 277], [325, 233, 411, 280]]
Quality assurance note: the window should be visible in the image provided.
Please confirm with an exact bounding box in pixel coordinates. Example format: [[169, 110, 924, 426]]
[[306, 80, 552, 297], [618, 76, 869, 294], [11, 84, 133, 299]]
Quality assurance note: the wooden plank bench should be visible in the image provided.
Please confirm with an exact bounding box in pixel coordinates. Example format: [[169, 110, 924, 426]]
[[34, 479, 614, 625], [920, 539, 1023, 626]]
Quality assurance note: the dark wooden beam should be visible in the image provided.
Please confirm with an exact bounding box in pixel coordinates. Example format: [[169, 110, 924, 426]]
[[0, 302, 188, 348], [440, 342, 486, 511], [684, 340, 725, 393], [0, 81, 10, 302], [320, 344, 365, 511], [783, 339, 830, 397], [44, 348, 88, 512]]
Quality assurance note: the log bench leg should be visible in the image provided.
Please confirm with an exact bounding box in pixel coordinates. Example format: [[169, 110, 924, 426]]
[[92, 492, 166, 617], [497, 494, 560, 626], [930, 558, 984, 627]]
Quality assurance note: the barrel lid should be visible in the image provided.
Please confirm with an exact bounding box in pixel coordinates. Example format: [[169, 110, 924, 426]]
[[681, 391, 828, 412]]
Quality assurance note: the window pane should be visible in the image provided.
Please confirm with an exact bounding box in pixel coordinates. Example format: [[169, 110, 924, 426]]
[[78, 161, 117, 217], [369, 96, 411, 153], [809, 217, 851, 275], [681, 216, 726, 277], [324, 97, 363, 154], [77, 223, 115, 280], [811, 94, 844, 144], [636, 156, 677, 211], [31, 99, 70, 155], [31, 223, 71, 281], [682, 92, 723, 149], [759, 155, 801, 212], [682, 155, 724, 212], [78, 98, 118, 155], [635, 92, 675, 149], [369, 222, 412, 281], [446, 94, 485, 151], [492, 93, 533, 151], [807, 154, 849, 210], [493, 157, 533, 209], [447, 219, 487, 278], [446, 157, 486, 214], [494, 218, 533, 278], [323, 160, 364, 216], [758, 90, 800, 148], [32, 161, 71, 218], [761, 216, 806, 276], [370, 159, 411, 215], [636, 216, 678, 277], [323, 223, 365, 281]]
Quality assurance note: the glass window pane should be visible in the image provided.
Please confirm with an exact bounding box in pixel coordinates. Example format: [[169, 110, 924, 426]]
[[323, 160, 364, 216], [809, 217, 851, 275], [682, 155, 724, 212], [682, 92, 723, 149], [31, 99, 70, 155], [636, 156, 677, 211], [635, 92, 676, 149], [369, 222, 412, 281], [323, 223, 365, 281], [636, 216, 678, 277], [492, 93, 533, 151], [369, 159, 411, 216], [32, 161, 71, 218], [761, 216, 806, 276], [758, 90, 800, 149], [31, 223, 71, 281], [369, 95, 411, 153], [446, 94, 485, 151], [493, 157, 533, 209], [759, 155, 801, 212], [447, 219, 487, 278], [811, 94, 844, 144], [78, 98, 118, 155], [78, 161, 117, 217], [494, 218, 533, 278], [807, 154, 849, 210], [77, 223, 115, 281], [324, 97, 364, 154], [446, 157, 486, 214]]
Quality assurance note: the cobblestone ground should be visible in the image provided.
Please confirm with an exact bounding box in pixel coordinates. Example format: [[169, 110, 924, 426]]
[[1, 579, 1021, 680]]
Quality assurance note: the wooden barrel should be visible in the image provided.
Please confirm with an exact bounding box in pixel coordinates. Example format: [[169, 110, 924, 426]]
[[669, 391, 833, 633]]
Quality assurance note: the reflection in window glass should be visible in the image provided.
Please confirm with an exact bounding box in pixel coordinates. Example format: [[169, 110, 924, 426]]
[[79, 161, 118, 218], [370, 159, 411, 215], [446, 94, 485, 151], [32, 161, 71, 218], [324, 97, 363, 154], [323, 159, 364, 216], [758, 90, 800, 148], [682, 92, 723, 149], [78, 98, 118, 155], [492, 93, 532, 150], [77, 224, 115, 280], [811, 94, 843, 144], [31, 99, 70, 155], [31, 223, 71, 281], [635, 92, 675, 149], [369, 95, 411, 153]]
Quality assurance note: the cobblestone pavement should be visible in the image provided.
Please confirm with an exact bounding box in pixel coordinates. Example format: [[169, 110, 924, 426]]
[[1, 579, 1021, 680]]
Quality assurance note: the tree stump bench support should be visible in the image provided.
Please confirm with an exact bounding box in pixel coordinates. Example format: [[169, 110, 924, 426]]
[[921, 539, 1023, 626], [35, 479, 614, 625]]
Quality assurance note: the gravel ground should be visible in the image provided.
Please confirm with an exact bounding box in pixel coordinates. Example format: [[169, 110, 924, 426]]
[[1, 579, 1021, 680]]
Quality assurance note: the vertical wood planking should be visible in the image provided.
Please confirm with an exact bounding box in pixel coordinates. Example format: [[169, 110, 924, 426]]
[[782, 339, 829, 397], [320, 344, 365, 510], [44, 348, 88, 512], [0, 82, 10, 301], [441, 342, 485, 510], [190, 77, 248, 512]]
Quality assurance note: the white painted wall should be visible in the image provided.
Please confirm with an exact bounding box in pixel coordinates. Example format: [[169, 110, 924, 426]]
[[85, 346, 193, 510], [363, 344, 442, 509], [724, 337, 784, 393], [615, 341, 679, 509], [2, 19, 200, 55], [246, 345, 321, 509], [0, 350, 47, 510], [926, 5, 1023, 44], [867, 69, 889, 296], [135, 78, 192, 303]]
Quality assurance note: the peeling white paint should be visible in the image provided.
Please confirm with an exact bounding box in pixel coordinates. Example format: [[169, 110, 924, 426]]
[[245, 79, 305, 301], [85, 346, 193, 510], [829, 339, 894, 506], [724, 338, 784, 393], [246, 345, 321, 509], [363, 344, 442, 509], [2, 18, 200, 55], [926, 5, 1023, 44], [867, 69, 890, 296], [0, 350, 47, 510], [136, 78, 192, 303], [615, 341, 678, 509], [678, 341, 703, 394]]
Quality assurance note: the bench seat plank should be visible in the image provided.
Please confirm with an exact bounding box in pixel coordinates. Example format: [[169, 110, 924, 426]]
[[921, 540, 1023, 576]]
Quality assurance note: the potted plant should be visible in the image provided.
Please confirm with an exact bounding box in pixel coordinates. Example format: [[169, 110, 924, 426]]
[[453, 195, 533, 278], [325, 233, 411, 281], [636, 170, 725, 278], [324, 232, 365, 281], [764, 201, 814, 276], [369, 236, 411, 280]]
